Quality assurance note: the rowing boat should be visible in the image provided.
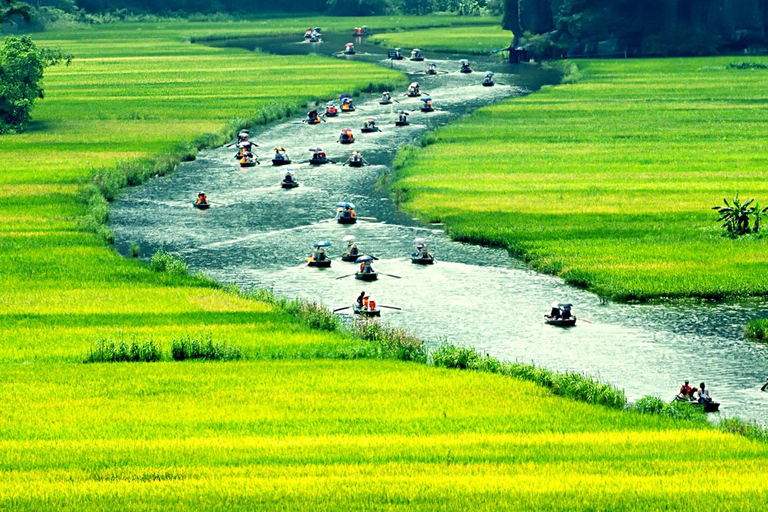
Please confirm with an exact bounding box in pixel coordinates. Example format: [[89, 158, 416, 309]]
[[281, 181, 299, 189], [411, 256, 434, 265], [193, 202, 210, 210], [544, 316, 577, 327], [307, 259, 331, 268], [272, 159, 291, 166], [341, 253, 359, 262], [348, 160, 363, 167], [355, 271, 378, 281], [353, 304, 381, 317]]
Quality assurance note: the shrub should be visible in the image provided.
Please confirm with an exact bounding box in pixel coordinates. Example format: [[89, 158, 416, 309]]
[[719, 417, 768, 442], [128, 243, 140, 257], [85, 335, 162, 363], [352, 320, 427, 362], [150, 249, 189, 276], [170, 334, 242, 361]]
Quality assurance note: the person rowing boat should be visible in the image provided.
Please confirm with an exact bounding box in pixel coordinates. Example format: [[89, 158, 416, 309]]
[[395, 110, 410, 126], [407, 82, 421, 97], [342, 235, 360, 261], [482, 71, 495, 87], [307, 241, 332, 267], [193, 191, 209, 209], [272, 146, 291, 165], [345, 150, 368, 167], [459, 59, 472, 73], [380, 91, 393, 105], [361, 118, 380, 133]]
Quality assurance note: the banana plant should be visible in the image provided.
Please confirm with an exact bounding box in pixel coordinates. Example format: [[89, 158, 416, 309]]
[[712, 195, 755, 236], [752, 201, 768, 233]]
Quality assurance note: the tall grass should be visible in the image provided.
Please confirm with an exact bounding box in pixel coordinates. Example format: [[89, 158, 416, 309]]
[[170, 333, 242, 361], [85, 334, 162, 363]]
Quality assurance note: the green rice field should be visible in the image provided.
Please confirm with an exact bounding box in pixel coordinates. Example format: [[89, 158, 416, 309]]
[[392, 57, 768, 301], [3, 20, 768, 509]]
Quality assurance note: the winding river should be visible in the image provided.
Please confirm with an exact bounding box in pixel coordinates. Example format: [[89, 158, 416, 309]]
[[111, 31, 768, 424]]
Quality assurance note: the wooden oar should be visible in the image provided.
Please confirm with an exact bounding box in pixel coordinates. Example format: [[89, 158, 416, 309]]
[[357, 216, 377, 221], [379, 305, 402, 310], [579, 318, 594, 324], [335, 274, 355, 280], [379, 273, 401, 279], [333, 306, 351, 312]]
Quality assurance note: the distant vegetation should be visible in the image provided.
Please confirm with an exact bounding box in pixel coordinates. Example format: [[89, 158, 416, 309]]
[[392, 56, 768, 301], [503, 0, 768, 58]]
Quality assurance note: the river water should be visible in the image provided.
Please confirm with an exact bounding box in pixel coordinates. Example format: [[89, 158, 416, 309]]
[[111, 31, 768, 423]]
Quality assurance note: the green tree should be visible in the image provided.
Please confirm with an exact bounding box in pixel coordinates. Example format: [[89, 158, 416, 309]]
[[0, 35, 70, 133], [0, 0, 31, 24]]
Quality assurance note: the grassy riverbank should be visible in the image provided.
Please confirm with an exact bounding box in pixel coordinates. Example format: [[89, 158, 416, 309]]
[[392, 57, 768, 301], [2, 21, 768, 509], [369, 24, 510, 55]]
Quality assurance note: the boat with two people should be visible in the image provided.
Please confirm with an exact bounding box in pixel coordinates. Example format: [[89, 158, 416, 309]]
[[545, 303, 577, 327], [361, 118, 381, 133], [420, 97, 434, 113], [345, 151, 368, 167], [340, 94, 356, 112], [354, 291, 380, 317], [459, 59, 473, 73], [341, 235, 361, 262], [307, 241, 332, 268], [407, 82, 421, 97], [482, 71, 495, 87], [339, 128, 355, 144], [304, 109, 323, 125], [410, 48, 424, 61], [426, 62, 437, 75], [411, 238, 435, 264], [324, 101, 339, 117], [395, 110, 410, 126], [673, 381, 721, 412], [355, 255, 378, 281], [343, 42, 356, 55], [239, 153, 258, 168], [237, 130, 250, 144], [193, 191, 210, 210], [379, 91, 394, 105], [272, 146, 291, 166], [336, 202, 356, 224], [281, 170, 299, 189], [309, 147, 329, 165]]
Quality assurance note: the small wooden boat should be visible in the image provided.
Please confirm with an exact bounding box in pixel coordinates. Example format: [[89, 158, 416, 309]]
[[240, 160, 257, 168], [355, 271, 378, 281], [340, 139, 354, 144], [353, 304, 381, 317], [544, 316, 577, 327], [421, 107, 434, 113], [193, 201, 210, 210], [307, 259, 331, 268], [338, 216, 357, 224], [674, 397, 720, 413], [341, 253, 359, 262], [411, 256, 434, 265], [272, 159, 291, 166], [281, 181, 299, 189], [482, 81, 495, 87], [309, 157, 328, 165], [360, 127, 378, 133], [395, 121, 410, 127], [325, 110, 338, 117], [348, 160, 363, 167], [379, 100, 392, 105]]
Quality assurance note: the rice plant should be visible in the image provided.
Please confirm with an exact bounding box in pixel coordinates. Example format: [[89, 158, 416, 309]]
[[170, 334, 242, 361]]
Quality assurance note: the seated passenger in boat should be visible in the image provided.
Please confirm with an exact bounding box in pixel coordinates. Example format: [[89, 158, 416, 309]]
[[678, 380, 694, 400], [381, 91, 391, 102], [368, 295, 376, 311], [313, 247, 327, 261], [196, 192, 208, 205], [357, 291, 365, 308], [360, 261, 373, 274], [697, 382, 713, 404], [549, 305, 560, 319], [349, 243, 359, 257], [283, 172, 295, 183]]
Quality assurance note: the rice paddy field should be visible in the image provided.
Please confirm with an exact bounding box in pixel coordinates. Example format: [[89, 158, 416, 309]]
[[3, 19, 768, 510], [392, 57, 768, 301], [370, 24, 512, 55]]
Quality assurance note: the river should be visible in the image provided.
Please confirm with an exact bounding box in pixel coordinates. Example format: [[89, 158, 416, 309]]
[[110, 30, 768, 424]]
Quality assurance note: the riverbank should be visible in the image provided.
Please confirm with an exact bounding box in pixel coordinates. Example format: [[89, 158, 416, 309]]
[[2, 21, 768, 509], [391, 57, 768, 302]]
